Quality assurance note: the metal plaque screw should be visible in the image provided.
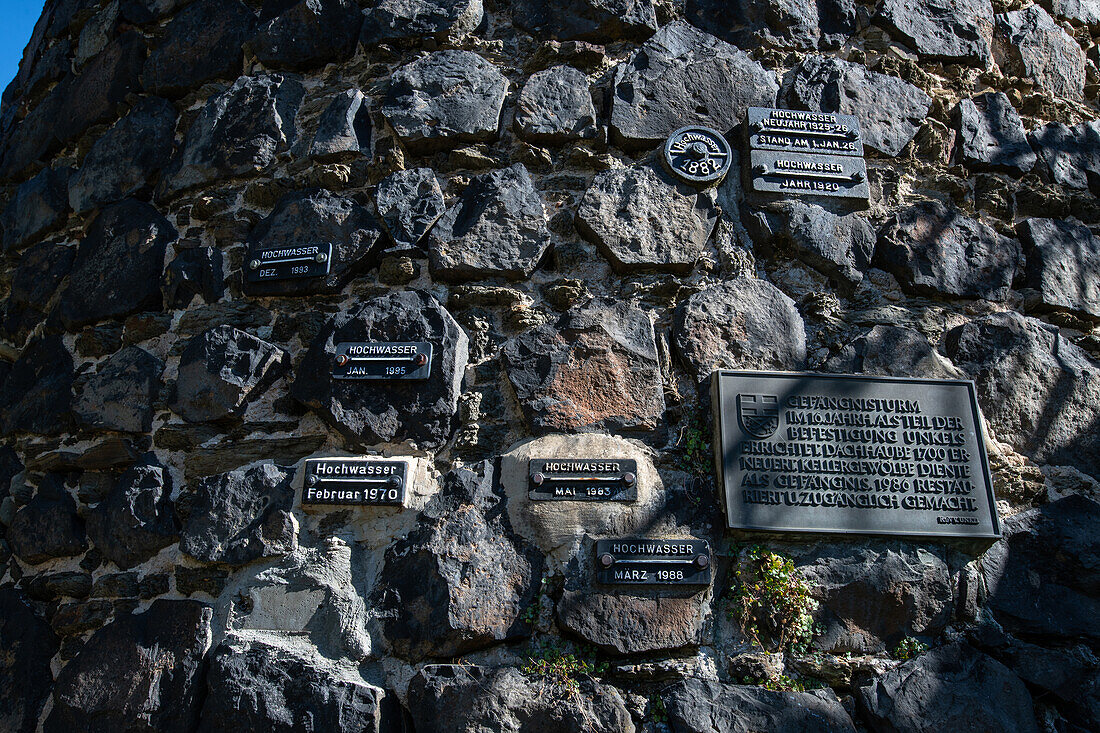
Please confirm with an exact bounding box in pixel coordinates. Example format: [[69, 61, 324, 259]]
[[316, 251, 328, 263], [386, 476, 402, 489], [694, 555, 710, 569], [532, 472, 545, 486], [599, 553, 615, 568], [623, 472, 636, 487], [249, 259, 260, 270], [414, 353, 428, 367], [335, 354, 349, 367], [308, 475, 319, 486]]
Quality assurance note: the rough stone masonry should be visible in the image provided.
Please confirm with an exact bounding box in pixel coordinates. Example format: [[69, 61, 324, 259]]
[[0, 0, 1099, 732]]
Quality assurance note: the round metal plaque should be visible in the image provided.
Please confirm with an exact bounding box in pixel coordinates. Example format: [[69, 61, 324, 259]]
[[663, 126, 732, 186]]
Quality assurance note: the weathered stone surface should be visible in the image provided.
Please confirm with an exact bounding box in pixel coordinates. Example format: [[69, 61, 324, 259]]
[[664, 679, 856, 733], [26, 572, 93, 601], [557, 584, 712, 655], [1046, 0, 1100, 26], [200, 635, 387, 731], [783, 56, 932, 157], [955, 92, 1036, 175], [0, 335, 74, 436], [1, 166, 69, 252], [373, 464, 542, 661], [361, 0, 483, 44], [75, 346, 163, 433], [8, 479, 86, 564], [824, 325, 965, 379], [409, 665, 634, 732], [1029, 120, 1100, 192], [514, 65, 598, 144], [875, 0, 993, 65], [0, 242, 75, 343], [875, 200, 1021, 300], [45, 600, 212, 733], [685, 0, 858, 51], [244, 189, 383, 296], [995, 5, 1085, 101], [171, 326, 289, 423], [309, 89, 371, 158], [610, 21, 778, 150], [513, 0, 656, 41], [158, 74, 305, 198], [382, 50, 508, 154], [292, 290, 468, 448], [177, 462, 297, 566], [1017, 217, 1100, 319], [429, 163, 550, 281], [576, 162, 718, 274], [673, 278, 806, 380], [503, 298, 665, 434], [249, 0, 363, 71], [54, 199, 176, 329], [744, 200, 874, 288], [86, 457, 178, 570], [982, 495, 1100, 641], [944, 312, 1100, 478], [0, 588, 59, 733], [375, 167, 445, 248], [162, 246, 224, 308], [141, 0, 256, 96], [857, 643, 1039, 733]]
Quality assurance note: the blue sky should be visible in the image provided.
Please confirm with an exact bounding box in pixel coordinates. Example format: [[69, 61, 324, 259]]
[[0, 1, 48, 99]]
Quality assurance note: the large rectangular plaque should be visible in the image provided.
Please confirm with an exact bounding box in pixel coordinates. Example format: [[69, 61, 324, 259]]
[[595, 539, 711, 586], [747, 107, 865, 157], [302, 457, 407, 506], [712, 370, 1001, 541], [332, 342, 432, 380], [246, 242, 332, 283], [528, 459, 638, 502], [749, 150, 870, 200]]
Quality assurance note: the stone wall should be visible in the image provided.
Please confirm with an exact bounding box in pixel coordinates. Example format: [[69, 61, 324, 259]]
[[0, 0, 1099, 731]]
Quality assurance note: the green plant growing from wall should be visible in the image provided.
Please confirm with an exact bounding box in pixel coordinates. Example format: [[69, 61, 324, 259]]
[[892, 637, 929, 661], [739, 673, 825, 692], [521, 639, 609, 692], [730, 545, 821, 654], [677, 407, 712, 478]]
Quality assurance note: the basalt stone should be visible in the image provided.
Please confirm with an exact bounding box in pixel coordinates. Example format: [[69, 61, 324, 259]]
[[824, 325, 964, 380], [75, 2, 120, 67], [68, 97, 177, 213], [795, 544, 952, 654], [309, 89, 371, 158], [984, 637, 1100, 730], [163, 247, 224, 308], [664, 679, 856, 733], [1, 166, 70, 252], [944, 311, 1100, 477], [8, 479, 87, 564], [981, 495, 1100, 641], [243, 189, 383, 296], [0, 242, 76, 344], [874, 0, 993, 65], [0, 446, 21, 500], [373, 465, 543, 661], [120, 0, 198, 24], [171, 325, 289, 423], [743, 200, 874, 288], [514, 65, 599, 144], [609, 21, 778, 150], [291, 290, 468, 448], [875, 200, 1021, 301], [177, 462, 297, 566], [26, 572, 93, 601], [45, 600, 212, 733], [360, 0, 484, 44], [54, 199, 176, 330], [783, 56, 932, 157], [685, 0, 859, 51], [513, 0, 657, 41], [1046, 0, 1100, 26], [75, 347, 163, 433], [428, 163, 551, 281], [955, 92, 1036, 175], [249, 0, 363, 71], [0, 335, 74, 437], [557, 585, 712, 655], [141, 0, 257, 96], [200, 636, 390, 731], [0, 588, 59, 733], [158, 73, 305, 198], [1018, 218, 1100, 319], [576, 162, 719, 274], [1029, 120, 1100, 191], [995, 5, 1085, 101], [503, 298, 665, 434], [857, 643, 1039, 733], [382, 50, 508, 154], [673, 278, 807, 380], [375, 167, 445, 248], [86, 457, 178, 570], [408, 665, 635, 733]]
